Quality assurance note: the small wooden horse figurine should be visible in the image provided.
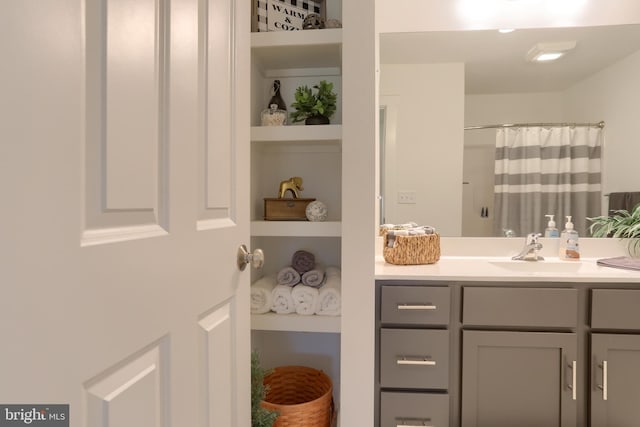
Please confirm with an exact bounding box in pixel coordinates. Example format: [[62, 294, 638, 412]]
[[278, 177, 304, 198]]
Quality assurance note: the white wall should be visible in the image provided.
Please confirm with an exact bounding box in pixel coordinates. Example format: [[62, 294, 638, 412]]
[[380, 63, 464, 235], [563, 49, 640, 201], [465, 92, 565, 131], [377, 0, 640, 33]]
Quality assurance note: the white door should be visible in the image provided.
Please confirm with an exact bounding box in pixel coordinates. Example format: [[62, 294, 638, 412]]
[[0, 1, 250, 426]]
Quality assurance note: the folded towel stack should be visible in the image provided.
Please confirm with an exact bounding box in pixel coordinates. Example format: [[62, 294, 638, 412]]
[[292, 250, 315, 274], [276, 266, 301, 286], [250, 274, 277, 314], [248, 246, 342, 317], [314, 267, 341, 316]]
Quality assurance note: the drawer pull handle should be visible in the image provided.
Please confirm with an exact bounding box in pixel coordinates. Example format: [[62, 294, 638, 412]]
[[568, 360, 577, 401], [597, 361, 608, 401], [397, 304, 437, 310], [396, 418, 433, 427], [396, 357, 436, 366]]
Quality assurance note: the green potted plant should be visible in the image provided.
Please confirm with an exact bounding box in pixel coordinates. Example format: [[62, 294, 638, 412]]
[[588, 204, 640, 255], [290, 80, 337, 125], [251, 351, 278, 427]]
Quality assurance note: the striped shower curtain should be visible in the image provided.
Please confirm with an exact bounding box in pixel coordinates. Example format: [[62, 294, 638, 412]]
[[493, 126, 602, 237]]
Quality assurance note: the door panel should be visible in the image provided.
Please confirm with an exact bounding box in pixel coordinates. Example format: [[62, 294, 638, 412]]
[[199, 301, 234, 427], [462, 330, 577, 427], [591, 334, 640, 427], [0, 1, 250, 426], [199, 0, 234, 224], [85, 339, 169, 427], [84, 0, 168, 243]]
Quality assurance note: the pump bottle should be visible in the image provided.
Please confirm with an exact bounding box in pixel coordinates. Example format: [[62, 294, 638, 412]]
[[559, 216, 580, 260], [544, 214, 559, 237]]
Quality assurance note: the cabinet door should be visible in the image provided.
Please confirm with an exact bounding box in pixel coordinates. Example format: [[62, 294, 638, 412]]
[[591, 334, 640, 427], [462, 331, 577, 427]]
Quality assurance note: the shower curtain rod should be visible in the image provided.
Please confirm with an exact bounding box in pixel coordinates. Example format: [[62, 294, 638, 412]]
[[464, 121, 605, 130]]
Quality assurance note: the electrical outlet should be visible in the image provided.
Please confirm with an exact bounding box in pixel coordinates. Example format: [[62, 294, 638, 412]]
[[397, 191, 416, 204]]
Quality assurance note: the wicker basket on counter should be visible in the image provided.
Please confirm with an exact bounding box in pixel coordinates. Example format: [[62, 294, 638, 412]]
[[382, 232, 441, 265], [261, 366, 334, 427]]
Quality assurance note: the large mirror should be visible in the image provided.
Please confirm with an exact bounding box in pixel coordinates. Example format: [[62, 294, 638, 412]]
[[379, 24, 640, 237]]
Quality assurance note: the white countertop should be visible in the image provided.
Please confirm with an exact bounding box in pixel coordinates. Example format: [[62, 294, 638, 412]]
[[375, 256, 640, 282], [375, 236, 640, 282]]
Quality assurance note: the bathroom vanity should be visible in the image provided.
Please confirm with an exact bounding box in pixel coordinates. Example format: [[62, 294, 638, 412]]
[[375, 253, 640, 427]]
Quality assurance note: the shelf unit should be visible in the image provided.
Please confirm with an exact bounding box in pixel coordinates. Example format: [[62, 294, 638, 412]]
[[250, 23, 344, 412], [251, 313, 341, 333], [251, 28, 342, 72], [251, 220, 341, 237], [251, 123, 342, 142], [250, 25, 343, 319]]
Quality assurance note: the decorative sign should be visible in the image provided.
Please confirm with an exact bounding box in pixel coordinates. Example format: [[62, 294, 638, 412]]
[[267, 0, 308, 31], [254, 0, 323, 32]]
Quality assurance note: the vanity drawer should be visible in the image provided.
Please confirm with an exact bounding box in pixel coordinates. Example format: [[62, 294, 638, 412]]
[[380, 329, 449, 389], [381, 285, 450, 326], [463, 287, 577, 328], [592, 289, 640, 330], [380, 391, 449, 427]]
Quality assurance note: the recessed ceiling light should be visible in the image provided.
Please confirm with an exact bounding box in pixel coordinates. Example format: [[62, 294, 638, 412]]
[[526, 41, 577, 62], [499, 29, 515, 33]]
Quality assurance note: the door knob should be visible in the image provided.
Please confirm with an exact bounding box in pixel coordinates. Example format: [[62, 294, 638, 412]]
[[237, 245, 264, 271]]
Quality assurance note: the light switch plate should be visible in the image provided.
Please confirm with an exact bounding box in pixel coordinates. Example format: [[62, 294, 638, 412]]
[[397, 191, 416, 204]]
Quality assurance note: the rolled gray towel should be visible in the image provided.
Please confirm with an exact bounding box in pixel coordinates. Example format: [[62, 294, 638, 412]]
[[292, 250, 315, 274], [276, 266, 301, 286], [301, 266, 326, 288]]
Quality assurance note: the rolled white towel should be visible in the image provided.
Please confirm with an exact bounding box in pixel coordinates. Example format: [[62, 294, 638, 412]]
[[291, 284, 319, 315], [315, 267, 341, 316], [276, 266, 301, 286], [325, 266, 341, 278], [271, 285, 295, 314], [250, 274, 276, 314]]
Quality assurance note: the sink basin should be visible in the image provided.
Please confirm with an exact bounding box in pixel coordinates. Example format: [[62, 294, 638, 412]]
[[489, 260, 582, 273]]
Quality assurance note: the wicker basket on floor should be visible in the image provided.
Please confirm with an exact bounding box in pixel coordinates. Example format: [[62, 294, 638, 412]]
[[383, 232, 440, 265], [261, 366, 333, 427]]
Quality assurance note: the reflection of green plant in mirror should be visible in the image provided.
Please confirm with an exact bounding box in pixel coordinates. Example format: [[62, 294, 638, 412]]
[[290, 80, 337, 123], [588, 204, 640, 255]]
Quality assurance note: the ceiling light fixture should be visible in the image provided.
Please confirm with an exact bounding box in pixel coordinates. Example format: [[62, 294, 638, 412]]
[[526, 41, 576, 62], [498, 29, 515, 33]]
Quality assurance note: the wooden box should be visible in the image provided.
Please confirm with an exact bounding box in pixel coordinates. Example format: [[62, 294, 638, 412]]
[[264, 198, 315, 220]]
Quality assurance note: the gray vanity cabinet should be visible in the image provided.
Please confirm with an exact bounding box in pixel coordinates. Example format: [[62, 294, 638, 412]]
[[377, 285, 451, 427], [590, 334, 640, 427], [461, 287, 578, 427], [590, 289, 640, 427], [376, 281, 640, 427], [461, 331, 577, 427]]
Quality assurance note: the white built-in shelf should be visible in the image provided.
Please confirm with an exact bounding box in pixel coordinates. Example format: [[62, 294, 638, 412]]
[[251, 220, 341, 237], [251, 29, 342, 72], [251, 313, 341, 333], [251, 124, 342, 143]]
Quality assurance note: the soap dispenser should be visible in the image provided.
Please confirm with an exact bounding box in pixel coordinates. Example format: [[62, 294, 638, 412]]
[[559, 215, 580, 260], [544, 214, 559, 237]]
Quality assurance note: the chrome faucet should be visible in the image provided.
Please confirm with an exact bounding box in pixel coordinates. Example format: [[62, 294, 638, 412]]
[[512, 233, 544, 261]]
